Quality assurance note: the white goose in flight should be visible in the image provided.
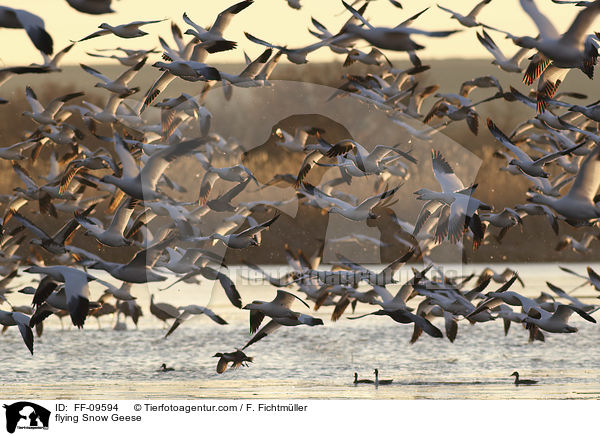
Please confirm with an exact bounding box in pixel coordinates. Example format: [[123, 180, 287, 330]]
[[513, 0, 600, 77], [75, 197, 138, 247], [476, 29, 530, 73], [23, 86, 83, 125], [437, 0, 493, 28], [80, 58, 146, 97], [527, 144, 600, 222], [317, 134, 417, 174], [76, 19, 166, 42], [139, 2, 247, 113], [340, 1, 461, 52], [87, 47, 156, 67], [164, 305, 228, 338], [305, 184, 401, 221], [0, 6, 53, 55], [100, 134, 203, 200], [523, 304, 596, 333], [242, 290, 323, 349], [274, 126, 322, 153], [487, 119, 584, 178], [182, 1, 254, 49], [555, 232, 597, 253], [194, 214, 280, 249], [0, 309, 34, 354], [66, 0, 115, 15], [414, 150, 490, 243], [25, 266, 95, 328]]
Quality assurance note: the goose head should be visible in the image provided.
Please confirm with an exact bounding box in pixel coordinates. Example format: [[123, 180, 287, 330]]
[[184, 29, 201, 38], [514, 36, 537, 49], [242, 301, 263, 310], [413, 188, 438, 201]]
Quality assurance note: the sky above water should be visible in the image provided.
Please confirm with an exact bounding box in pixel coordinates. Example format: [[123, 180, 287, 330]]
[[0, 0, 590, 66]]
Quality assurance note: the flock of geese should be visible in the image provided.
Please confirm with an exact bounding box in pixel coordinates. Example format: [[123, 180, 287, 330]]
[[0, 0, 599, 379]]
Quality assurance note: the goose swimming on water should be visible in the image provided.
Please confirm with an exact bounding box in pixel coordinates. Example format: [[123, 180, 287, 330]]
[[353, 372, 374, 384], [374, 368, 393, 386], [159, 363, 174, 372], [510, 371, 537, 385]]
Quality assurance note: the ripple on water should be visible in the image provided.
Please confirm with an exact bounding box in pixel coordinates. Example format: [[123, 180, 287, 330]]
[[1, 265, 599, 399]]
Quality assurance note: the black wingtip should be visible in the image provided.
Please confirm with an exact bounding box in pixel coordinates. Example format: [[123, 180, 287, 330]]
[[33, 26, 54, 56]]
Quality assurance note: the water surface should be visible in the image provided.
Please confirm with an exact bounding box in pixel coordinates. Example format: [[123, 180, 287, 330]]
[[1, 263, 598, 400]]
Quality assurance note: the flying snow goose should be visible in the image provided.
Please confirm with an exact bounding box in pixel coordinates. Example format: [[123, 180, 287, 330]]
[[218, 48, 272, 86], [527, 144, 600, 222], [76, 19, 166, 42], [10, 206, 93, 254], [205, 214, 280, 249], [23, 87, 83, 125], [87, 47, 156, 67], [25, 266, 95, 328], [477, 30, 530, 72], [467, 288, 540, 320], [0, 6, 53, 55], [321, 185, 402, 221], [75, 197, 137, 247], [0, 310, 34, 354], [164, 305, 228, 338], [242, 290, 323, 348], [555, 233, 597, 253], [514, 0, 600, 77], [100, 134, 204, 200], [477, 268, 524, 286], [274, 126, 322, 153], [31, 43, 75, 72], [479, 208, 523, 241], [487, 119, 584, 177], [343, 48, 392, 67], [523, 304, 596, 332], [437, 0, 493, 28], [80, 58, 146, 97], [205, 178, 251, 212], [151, 58, 221, 82], [182, 1, 253, 49], [546, 281, 597, 311], [514, 203, 559, 234], [340, 1, 460, 52], [66, 0, 115, 14], [89, 275, 134, 302], [413, 150, 490, 243], [349, 307, 443, 338]]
